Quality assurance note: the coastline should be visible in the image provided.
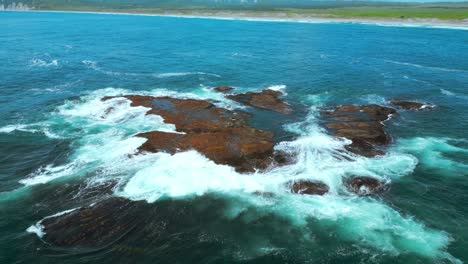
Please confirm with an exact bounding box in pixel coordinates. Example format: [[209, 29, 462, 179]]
[[3, 9, 468, 30], [4, 10, 468, 30]]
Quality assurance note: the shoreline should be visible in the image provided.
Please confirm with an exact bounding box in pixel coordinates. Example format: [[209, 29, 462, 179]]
[[3, 9, 468, 30]]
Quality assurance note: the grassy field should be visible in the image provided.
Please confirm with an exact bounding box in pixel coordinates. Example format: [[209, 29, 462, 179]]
[[282, 6, 468, 20]]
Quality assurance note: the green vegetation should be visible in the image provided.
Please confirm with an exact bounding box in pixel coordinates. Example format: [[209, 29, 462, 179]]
[[281, 6, 468, 20], [3, 0, 468, 20]]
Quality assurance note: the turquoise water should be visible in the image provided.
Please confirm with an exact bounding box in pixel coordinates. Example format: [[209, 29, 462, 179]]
[[0, 11, 467, 264]]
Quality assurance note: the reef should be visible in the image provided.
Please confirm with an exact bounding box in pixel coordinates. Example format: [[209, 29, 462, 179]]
[[226, 89, 293, 114], [31, 90, 432, 247], [322, 104, 396, 157], [389, 99, 433, 110]]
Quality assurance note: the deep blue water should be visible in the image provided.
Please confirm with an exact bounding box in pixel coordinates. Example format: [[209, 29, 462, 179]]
[[0, 11, 467, 264]]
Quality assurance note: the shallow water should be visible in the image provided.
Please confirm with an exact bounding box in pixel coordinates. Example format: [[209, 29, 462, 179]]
[[0, 11, 467, 264]]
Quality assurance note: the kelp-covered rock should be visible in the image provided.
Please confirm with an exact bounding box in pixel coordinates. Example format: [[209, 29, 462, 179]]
[[344, 176, 388, 196], [322, 104, 396, 157], [389, 99, 433, 110], [227, 89, 293, 114], [104, 95, 277, 172], [288, 180, 329, 195], [39, 198, 145, 247]]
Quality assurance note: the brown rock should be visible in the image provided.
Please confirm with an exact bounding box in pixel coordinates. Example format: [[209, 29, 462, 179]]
[[389, 99, 432, 110], [40, 198, 145, 247], [343, 176, 388, 195], [105, 95, 250, 133], [137, 129, 274, 173], [214, 86, 234, 93], [323, 104, 396, 157], [104, 95, 277, 172], [227, 89, 293, 114], [288, 180, 329, 195]]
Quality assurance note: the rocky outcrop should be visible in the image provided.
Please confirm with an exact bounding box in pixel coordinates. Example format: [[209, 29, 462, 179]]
[[213, 86, 234, 93], [343, 176, 388, 196], [322, 105, 396, 157], [104, 95, 277, 172], [138, 129, 275, 173], [39, 198, 145, 247], [227, 89, 293, 114], [389, 99, 433, 110], [288, 180, 329, 195]]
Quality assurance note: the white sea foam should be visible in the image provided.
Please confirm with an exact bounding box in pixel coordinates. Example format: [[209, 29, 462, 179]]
[[0, 122, 65, 139], [0, 124, 35, 133], [266, 84, 287, 93], [394, 137, 468, 174], [20, 163, 79, 186], [30, 58, 58, 67], [153, 72, 221, 78]]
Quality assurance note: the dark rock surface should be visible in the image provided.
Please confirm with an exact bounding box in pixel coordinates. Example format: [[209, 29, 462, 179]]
[[288, 180, 329, 195], [343, 176, 388, 195], [322, 104, 396, 157], [214, 86, 234, 93], [389, 99, 432, 110], [227, 89, 293, 114], [40, 197, 145, 247]]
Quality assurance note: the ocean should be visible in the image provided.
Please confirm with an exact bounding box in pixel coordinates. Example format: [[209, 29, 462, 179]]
[[0, 11, 467, 264]]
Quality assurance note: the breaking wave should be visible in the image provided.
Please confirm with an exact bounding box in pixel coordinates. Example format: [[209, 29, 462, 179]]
[[394, 137, 468, 175]]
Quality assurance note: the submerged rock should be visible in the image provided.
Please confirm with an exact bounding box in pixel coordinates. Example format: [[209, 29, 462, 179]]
[[227, 89, 293, 114], [288, 180, 329, 195], [343, 176, 388, 196], [104, 95, 276, 172], [389, 99, 433, 110], [39, 198, 145, 247], [322, 104, 396, 157], [214, 86, 234, 93]]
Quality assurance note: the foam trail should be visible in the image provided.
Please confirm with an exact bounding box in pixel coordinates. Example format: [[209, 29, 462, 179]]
[[0, 124, 36, 134], [153, 72, 221, 78], [82, 60, 220, 78], [441, 89, 468, 101], [385, 60, 468, 74], [27, 208, 80, 238]]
